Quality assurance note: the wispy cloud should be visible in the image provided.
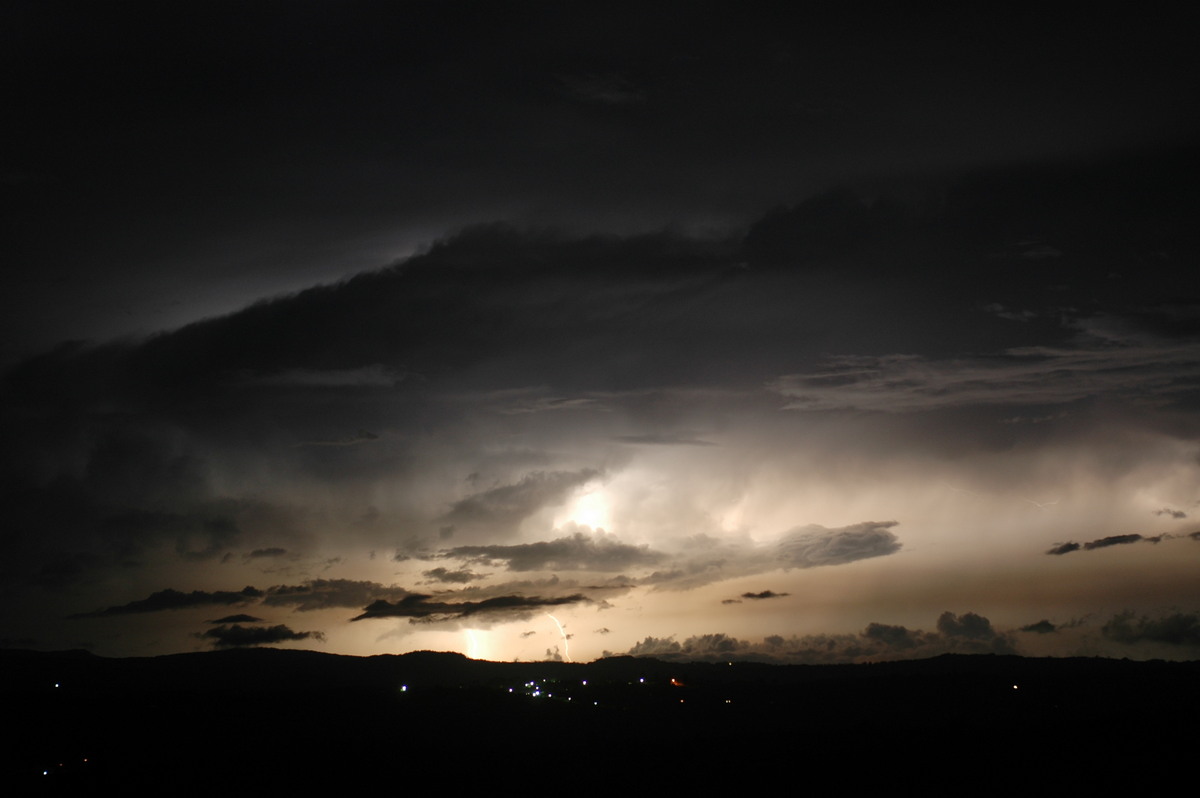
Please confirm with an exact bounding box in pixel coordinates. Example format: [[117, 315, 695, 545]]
[[442, 531, 664, 572], [771, 321, 1200, 413], [778, 522, 902, 568]]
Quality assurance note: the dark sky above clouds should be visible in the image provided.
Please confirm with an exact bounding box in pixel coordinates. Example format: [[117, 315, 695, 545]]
[[3, 2, 1200, 662]]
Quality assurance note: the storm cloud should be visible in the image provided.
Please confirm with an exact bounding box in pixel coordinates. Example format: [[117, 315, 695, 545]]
[[71, 587, 265, 618], [3, 6, 1199, 663], [351, 593, 589, 624], [201, 624, 324, 648]]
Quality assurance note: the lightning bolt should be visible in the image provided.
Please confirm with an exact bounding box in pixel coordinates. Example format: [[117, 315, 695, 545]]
[[546, 613, 571, 662]]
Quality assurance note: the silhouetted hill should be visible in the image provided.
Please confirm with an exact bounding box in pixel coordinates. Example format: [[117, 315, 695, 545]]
[[3, 648, 1194, 792]]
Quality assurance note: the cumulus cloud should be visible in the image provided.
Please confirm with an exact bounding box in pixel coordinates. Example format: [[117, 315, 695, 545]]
[[936, 610, 997, 639], [777, 522, 902, 568], [615, 611, 1015, 664], [200, 624, 324, 648]]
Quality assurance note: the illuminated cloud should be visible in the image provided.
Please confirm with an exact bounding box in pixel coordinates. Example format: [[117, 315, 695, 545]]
[[443, 531, 664, 572], [3, 10, 1199, 664], [777, 522, 902, 569], [422, 567, 487, 584], [442, 470, 603, 533]]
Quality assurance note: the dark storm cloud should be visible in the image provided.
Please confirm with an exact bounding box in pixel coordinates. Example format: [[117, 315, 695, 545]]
[[617, 612, 1015, 664], [741, 590, 788, 600], [263, 579, 413, 612], [777, 522, 902, 569], [210, 614, 262, 624], [4, 3, 1200, 663], [443, 531, 664, 572], [1047, 533, 1173, 555], [9, 4, 1200, 354], [442, 470, 603, 531], [1020, 620, 1057, 634], [422, 567, 486, 584], [863, 623, 919, 650], [1101, 612, 1200, 647], [247, 547, 287, 559], [71, 587, 264, 618], [350, 593, 588, 624], [1084, 534, 1147, 550], [1153, 508, 1187, 519], [936, 611, 997, 639], [201, 624, 324, 649]]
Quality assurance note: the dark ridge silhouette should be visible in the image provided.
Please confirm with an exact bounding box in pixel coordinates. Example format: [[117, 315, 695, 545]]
[[2, 648, 1194, 791]]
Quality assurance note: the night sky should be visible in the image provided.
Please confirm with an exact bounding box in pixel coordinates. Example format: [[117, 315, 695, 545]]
[[4, 2, 1200, 663]]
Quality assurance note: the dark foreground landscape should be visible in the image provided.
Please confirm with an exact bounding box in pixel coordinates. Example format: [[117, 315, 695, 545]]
[[3, 648, 1195, 792]]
